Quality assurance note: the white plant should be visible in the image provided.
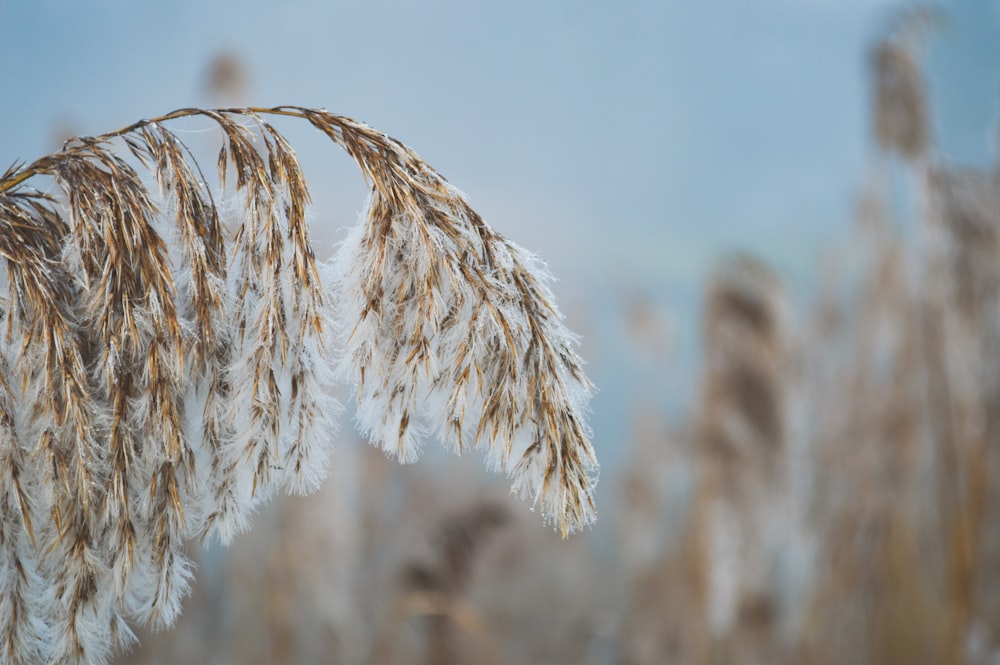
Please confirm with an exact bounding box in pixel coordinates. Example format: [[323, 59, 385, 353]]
[[0, 106, 597, 665]]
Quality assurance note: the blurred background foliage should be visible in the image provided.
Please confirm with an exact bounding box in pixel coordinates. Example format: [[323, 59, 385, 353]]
[[3, 1, 1000, 663]]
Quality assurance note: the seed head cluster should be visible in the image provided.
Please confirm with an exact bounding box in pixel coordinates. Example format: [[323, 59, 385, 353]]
[[0, 106, 597, 664]]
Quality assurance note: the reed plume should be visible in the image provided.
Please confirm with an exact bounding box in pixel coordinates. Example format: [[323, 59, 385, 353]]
[[396, 501, 509, 665], [870, 5, 941, 160], [696, 254, 789, 663], [0, 106, 597, 664]]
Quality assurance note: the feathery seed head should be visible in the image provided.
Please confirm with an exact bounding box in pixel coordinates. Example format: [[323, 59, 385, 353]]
[[0, 105, 597, 663]]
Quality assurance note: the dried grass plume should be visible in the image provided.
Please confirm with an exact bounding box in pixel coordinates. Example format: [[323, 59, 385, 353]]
[[0, 106, 597, 664]]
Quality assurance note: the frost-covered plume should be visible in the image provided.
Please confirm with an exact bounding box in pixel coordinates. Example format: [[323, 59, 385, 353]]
[[0, 106, 597, 664], [329, 115, 596, 533]]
